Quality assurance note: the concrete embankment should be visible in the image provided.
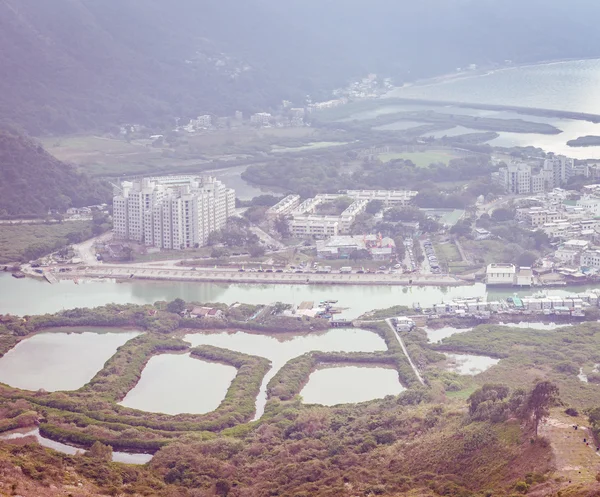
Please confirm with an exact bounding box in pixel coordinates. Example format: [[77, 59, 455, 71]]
[[58, 265, 470, 287]]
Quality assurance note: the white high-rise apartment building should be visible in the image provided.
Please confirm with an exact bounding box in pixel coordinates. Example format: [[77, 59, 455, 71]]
[[543, 156, 573, 187], [113, 176, 235, 250]]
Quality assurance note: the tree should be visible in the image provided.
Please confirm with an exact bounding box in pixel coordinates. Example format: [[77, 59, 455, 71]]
[[516, 251, 537, 267], [468, 384, 510, 416], [215, 480, 231, 497], [86, 441, 113, 462], [243, 205, 268, 224], [211, 247, 230, 259], [249, 245, 266, 257], [491, 207, 515, 222], [394, 236, 406, 262], [450, 218, 472, 237], [365, 199, 384, 215], [250, 195, 280, 207], [274, 216, 290, 238], [532, 230, 550, 250], [166, 298, 186, 314], [350, 248, 371, 261], [526, 381, 559, 435]]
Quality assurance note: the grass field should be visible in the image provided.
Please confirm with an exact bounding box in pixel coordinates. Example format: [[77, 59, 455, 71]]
[[378, 150, 464, 167], [41, 128, 320, 178], [271, 141, 349, 153], [0, 221, 93, 263]]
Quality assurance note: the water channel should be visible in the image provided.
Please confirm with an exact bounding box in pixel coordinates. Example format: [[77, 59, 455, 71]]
[[0, 328, 142, 392], [0, 428, 153, 464], [3, 272, 597, 319], [299, 365, 405, 405], [184, 328, 388, 418]]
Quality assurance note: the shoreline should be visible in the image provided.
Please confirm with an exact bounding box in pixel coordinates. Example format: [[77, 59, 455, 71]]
[[388, 56, 600, 94]]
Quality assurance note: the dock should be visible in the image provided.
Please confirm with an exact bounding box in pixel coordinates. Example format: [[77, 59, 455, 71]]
[[44, 272, 58, 284]]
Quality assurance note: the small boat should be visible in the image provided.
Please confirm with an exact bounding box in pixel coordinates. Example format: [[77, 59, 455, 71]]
[[11, 272, 25, 279]]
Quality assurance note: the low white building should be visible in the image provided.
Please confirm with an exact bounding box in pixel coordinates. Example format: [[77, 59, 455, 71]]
[[577, 195, 600, 215], [515, 267, 533, 286], [266, 195, 301, 219], [486, 263, 516, 285]]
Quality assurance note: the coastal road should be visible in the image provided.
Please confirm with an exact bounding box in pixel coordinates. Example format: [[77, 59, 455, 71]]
[[385, 319, 425, 386], [58, 264, 467, 286], [250, 226, 286, 250]]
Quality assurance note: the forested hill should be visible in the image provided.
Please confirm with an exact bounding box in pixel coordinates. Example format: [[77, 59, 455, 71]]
[[0, 129, 110, 217], [3, 0, 600, 135]]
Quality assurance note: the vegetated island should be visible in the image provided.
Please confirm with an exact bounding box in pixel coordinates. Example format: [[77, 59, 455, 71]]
[[567, 135, 600, 147]]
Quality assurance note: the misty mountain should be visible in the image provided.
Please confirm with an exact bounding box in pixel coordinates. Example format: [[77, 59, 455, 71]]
[[2, 0, 600, 135], [0, 128, 110, 217]]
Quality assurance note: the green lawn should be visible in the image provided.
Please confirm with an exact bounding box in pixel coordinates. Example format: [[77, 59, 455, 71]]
[[0, 221, 93, 263], [378, 150, 464, 167]]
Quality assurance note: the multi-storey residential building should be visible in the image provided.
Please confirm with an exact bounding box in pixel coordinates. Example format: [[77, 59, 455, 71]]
[[498, 163, 532, 194], [516, 207, 565, 227], [113, 176, 235, 250], [543, 156, 573, 187], [496, 157, 574, 194]]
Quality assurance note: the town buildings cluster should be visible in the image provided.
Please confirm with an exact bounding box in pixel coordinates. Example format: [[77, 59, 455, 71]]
[[113, 176, 235, 250], [267, 190, 418, 238]]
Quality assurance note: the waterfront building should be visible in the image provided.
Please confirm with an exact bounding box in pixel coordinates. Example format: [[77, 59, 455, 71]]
[[486, 263, 516, 285], [581, 250, 600, 269], [113, 176, 235, 250]]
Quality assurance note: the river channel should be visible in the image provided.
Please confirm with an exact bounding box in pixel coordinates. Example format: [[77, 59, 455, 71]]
[[2, 272, 597, 319]]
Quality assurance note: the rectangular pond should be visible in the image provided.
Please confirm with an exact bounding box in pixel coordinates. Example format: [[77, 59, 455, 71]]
[[300, 365, 405, 406], [0, 328, 142, 392], [118, 353, 237, 415]]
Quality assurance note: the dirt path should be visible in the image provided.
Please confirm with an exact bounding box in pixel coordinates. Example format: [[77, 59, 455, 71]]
[[540, 410, 600, 484]]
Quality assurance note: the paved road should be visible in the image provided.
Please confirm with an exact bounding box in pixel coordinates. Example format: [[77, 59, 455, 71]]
[[250, 226, 286, 250], [72, 232, 112, 266], [58, 264, 467, 286], [385, 318, 425, 385]]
